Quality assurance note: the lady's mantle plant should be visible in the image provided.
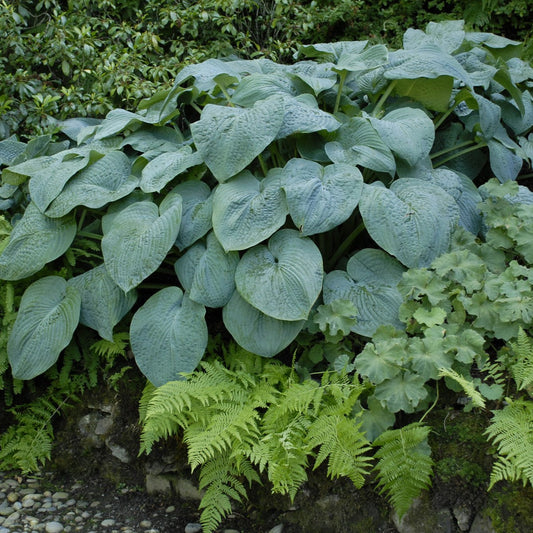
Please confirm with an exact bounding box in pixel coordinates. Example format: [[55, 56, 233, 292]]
[[0, 20, 532, 387]]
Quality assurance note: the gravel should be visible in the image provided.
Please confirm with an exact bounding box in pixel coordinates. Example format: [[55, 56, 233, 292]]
[[0, 472, 285, 533]]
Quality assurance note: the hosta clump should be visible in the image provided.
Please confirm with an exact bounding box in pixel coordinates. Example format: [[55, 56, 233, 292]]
[[0, 20, 532, 385]]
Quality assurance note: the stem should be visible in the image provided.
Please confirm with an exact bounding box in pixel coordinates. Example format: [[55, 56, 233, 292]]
[[434, 142, 487, 168], [258, 153, 268, 177], [219, 85, 235, 107], [77, 209, 87, 231], [334, 70, 348, 115], [430, 140, 475, 160], [518, 173, 533, 180], [433, 104, 456, 130], [326, 221, 365, 271], [419, 381, 439, 424], [372, 79, 398, 118], [77, 231, 102, 240], [191, 102, 203, 114]]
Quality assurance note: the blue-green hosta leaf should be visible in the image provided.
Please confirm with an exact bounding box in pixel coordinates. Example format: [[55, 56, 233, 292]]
[[93, 108, 164, 140], [359, 179, 460, 268], [45, 152, 137, 217], [507, 57, 533, 84], [120, 125, 184, 153], [465, 32, 521, 49], [411, 167, 482, 235], [130, 287, 207, 386], [140, 146, 203, 193], [276, 95, 341, 140], [488, 140, 523, 182], [102, 197, 182, 291], [369, 107, 435, 166], [235, 229, 323, 321], [191, 96, 284, 182], [0, 203, 76, 280], [58, 117, 102, 141], [223, 291, 304, 358], [496, 91, 533, 135], [8, 276, 81, 380], [172, 181, 213, 250], [323, 249, 405, 337], [231, 73, 303, 106], [0, 136, 26, 165], [282, 159, 363, 236], [212, 170, 287, 251], [68, 264, 137, 341], [325, 117, 396, 176], [394, 76, 454, 112], [289, 61, 338, 95], [455, 50, 498, 89], [384, 44, 472, 87], [335, 44, 388, 73], [175, 232, 239, 308], [403, 20, 465, 54], [296, 41, 368, 62], [473, 94, 501, 140]]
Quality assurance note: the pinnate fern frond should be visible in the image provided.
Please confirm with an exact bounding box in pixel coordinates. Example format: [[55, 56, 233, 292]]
[[509, 328, 533, 393], [373, 422, 433, 518], [485, 398, 533, 489]]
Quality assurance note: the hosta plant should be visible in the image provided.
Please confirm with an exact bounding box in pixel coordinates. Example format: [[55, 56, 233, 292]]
[[0, 20, 532, 387]]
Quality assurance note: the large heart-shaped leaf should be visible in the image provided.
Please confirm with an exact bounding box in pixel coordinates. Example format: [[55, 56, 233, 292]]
[[191, 96, 284, 182], [289, 61, 338, 95], [223, 291, 304, 358], [102, 196, 182, 291], [175, 232, 239, 308], [130, 287, 207, 386], [45, 151, 137, 217], [369, 107, 435, 166], [0, 202, 77, 280], [212, 170, 288, 251], [173, 181, 214, 250], [359, 179, 460, 268], [231, 73, 302, 106], [68, 264, 137, 341], [8, 276, 81, 380], [325, 117, 396, 176], [140, 146, 204, 193], [323, 249, 405, 337], [235, 229, 323, 321], [282, 159, 363, 235], [488, 139, 523, 182]]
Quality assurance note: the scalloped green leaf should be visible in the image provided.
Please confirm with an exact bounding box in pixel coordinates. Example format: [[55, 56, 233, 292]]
[[369, 107, 435, 166], [140, 146, 203, 193], [102, 197, 182, 291], [45, 151, 137, 217], [8, 276, 81, 380], [190, 96, 284, 182], [359, 179, 460, 268], [130, 287, 208, 386], [222, 291, 304, 357], [68, 264, 137, 341], [374, 372, 428, 413], [235, 229, 323, 321], [175, 232, 238, 308], [323, 249, 405, 337], [0, 202, 76, 280], [282, 159, 363, 235], [173, 180, 213, 250], [212, 170, 287, 251]]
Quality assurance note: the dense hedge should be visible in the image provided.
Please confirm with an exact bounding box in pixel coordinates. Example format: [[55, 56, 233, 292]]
[[1, 0, 531, 139]]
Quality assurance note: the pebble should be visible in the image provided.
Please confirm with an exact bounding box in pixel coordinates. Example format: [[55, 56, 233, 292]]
[[45, 521, 65, 533], [185, 523, 203, 533]]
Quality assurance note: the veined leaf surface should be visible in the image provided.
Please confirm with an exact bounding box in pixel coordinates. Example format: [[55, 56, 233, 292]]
[[130, 287, 207, 386], [8, 276, 81, 380]]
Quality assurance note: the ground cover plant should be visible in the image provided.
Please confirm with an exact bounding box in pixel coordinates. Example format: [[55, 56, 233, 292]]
[[1, 19, 533, 532]]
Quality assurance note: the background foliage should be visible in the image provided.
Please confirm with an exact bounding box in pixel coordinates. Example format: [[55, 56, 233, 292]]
[[1, 0, 531, 139]]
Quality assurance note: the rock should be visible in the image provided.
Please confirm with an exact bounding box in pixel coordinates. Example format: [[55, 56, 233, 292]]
[[106, 440, 132, 463], [452, 504, 472, 531], [185, 523, 203, 533], [45, 521, 65, 533], [101, 518, 116, 527], [470, 512, 496, 533], [0, 501, 12, 516], [393, 494, 453, 533], [174, 478, 203, 501], [95, 416, 114, 436], [145, 473, 172, 495], [268, 526, 284, 533], [140, 519, 152, 527], [6, 492, 18, 503], [52, 491, 69, 500], [165, 505, 176, 513]]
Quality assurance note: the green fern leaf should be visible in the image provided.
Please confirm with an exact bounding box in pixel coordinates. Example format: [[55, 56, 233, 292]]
[[485, 398, 533, 489], [373, 422, 433, 518], [509, 328, 533, 393]]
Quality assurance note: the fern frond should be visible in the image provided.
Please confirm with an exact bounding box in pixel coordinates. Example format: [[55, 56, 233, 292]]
[[90, 332, 130, 360], [309, 414, 372, 487], [509, 328, 533, 393], [485, 398, 533, 489], [374, 422, 434, 518], [438, 367, 486, 408]]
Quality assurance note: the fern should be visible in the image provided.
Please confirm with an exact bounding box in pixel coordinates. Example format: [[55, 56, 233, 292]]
[[485, 398, 533, 489], [438, 367, 486, 408], [508, 328, 533, 393], [140, 343, 373, 533], [373, 422, 434, 519]]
